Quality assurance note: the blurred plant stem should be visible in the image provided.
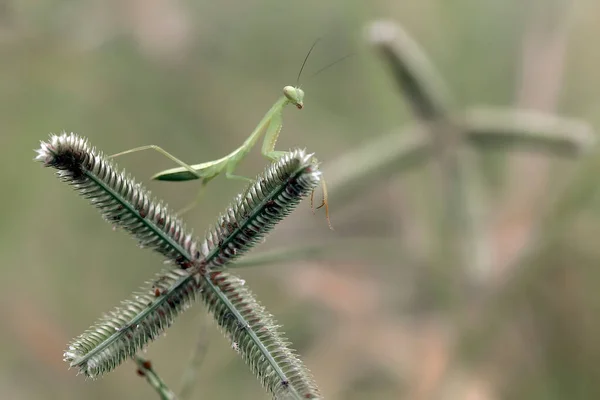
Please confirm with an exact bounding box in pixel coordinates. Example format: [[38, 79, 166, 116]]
[[493, 0, 572, 274], [178, 314, 210, 400], [318, 5, 589, 398], [367, 20, 479, 289], [134, 356, 177, 400], [322, 18, 594, 291]]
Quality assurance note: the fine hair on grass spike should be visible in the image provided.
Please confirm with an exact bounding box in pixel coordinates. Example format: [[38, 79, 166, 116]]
[[203, 271, 322, 399], [37, 132, 322, 398], [35, 133, 203, 266], [63, 268, 201, 378], [201, 149, 322, 270]]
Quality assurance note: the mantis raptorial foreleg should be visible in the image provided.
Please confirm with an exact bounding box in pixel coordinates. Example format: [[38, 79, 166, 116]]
[[260, 113, 333, 229], [261, 110, 285, 161]]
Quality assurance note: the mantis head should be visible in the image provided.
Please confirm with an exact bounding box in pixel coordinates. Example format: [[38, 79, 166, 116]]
[[283, 86, 304, 109]]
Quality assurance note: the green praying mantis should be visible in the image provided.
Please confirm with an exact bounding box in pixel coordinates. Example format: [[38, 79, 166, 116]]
[[111, 41, 346, 230]]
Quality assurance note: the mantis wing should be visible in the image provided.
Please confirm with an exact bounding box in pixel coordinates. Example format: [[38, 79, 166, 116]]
[[151, 146, 245, 182]]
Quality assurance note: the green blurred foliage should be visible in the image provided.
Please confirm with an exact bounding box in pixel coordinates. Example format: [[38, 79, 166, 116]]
[[3, 0, 600, 399]]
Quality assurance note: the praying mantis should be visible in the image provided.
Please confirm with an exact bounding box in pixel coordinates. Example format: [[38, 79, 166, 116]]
[[111, 41, 341, 230]]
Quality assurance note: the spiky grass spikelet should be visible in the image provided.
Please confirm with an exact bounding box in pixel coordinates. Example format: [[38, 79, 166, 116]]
[[37, 133, 322, 398], [35, 133, 202, 265], [204, 271, 322, 399], [202, 149, 321, 269], [64, 269, 200, 378]]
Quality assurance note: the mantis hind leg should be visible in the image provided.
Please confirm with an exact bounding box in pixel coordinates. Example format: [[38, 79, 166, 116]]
[[177, 170, 253, 216], [110, 145, 202, 179], [176, 182, 209, 216]]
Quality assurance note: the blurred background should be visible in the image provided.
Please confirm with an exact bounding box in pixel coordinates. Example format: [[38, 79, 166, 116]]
[[3, 0, 600, 399]]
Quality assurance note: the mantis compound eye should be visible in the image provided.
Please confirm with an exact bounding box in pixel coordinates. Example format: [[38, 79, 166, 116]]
[[283, 86, 304, 109], [283, 86, 295, 99]]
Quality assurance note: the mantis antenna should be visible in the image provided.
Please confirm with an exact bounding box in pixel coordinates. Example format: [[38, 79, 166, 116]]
[[309, 53, 355, 79], [296, 38, 322, 87]]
